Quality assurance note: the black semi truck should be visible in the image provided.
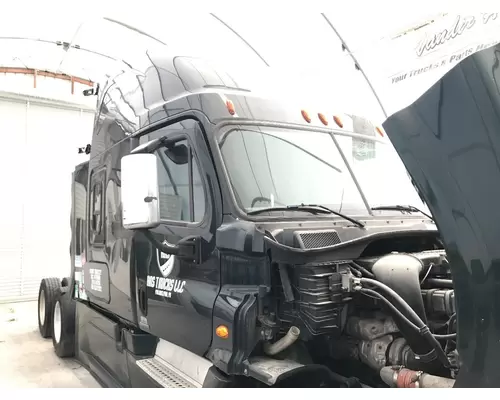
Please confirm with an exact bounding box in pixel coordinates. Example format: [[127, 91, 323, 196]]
[[36, 44, 500, 388]]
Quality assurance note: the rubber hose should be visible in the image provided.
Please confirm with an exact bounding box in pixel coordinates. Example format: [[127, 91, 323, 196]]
[[263, 326, 301, 356], [425, 278, 453, 288], [361, 289, 456, 340], [350, 262, 375, 278], [360, 278, 426, 327], [360, 278, 450, 368]]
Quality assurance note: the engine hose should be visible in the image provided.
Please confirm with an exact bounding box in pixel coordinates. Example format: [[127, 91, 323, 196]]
[[348, 266, 362, 278], [360, 289, 420, 332], [350, 262, 375, 278], [359, 278, 451, 368], [360, 278, 427, 325], [263, 326, 301, 356], [425, 278, 453, 288], [434, 333, 456, 340], [360, 289, 456, 341]]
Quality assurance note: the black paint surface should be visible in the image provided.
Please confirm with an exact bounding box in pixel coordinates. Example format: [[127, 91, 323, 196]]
[[384, 44, 500, 388]]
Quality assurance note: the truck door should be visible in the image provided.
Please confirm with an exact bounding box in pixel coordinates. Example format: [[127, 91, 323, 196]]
[[135, 119, 221, 356]]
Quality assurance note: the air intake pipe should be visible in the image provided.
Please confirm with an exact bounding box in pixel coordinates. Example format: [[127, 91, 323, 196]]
[[371, 253, 427, 322], [371, 253, 442, 372]]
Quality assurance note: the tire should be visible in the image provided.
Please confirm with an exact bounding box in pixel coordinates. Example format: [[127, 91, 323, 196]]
[[38, 277, 61, 338], [52, 287, 76, 358]]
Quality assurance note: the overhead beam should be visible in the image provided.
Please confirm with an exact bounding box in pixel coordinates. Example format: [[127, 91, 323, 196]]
[[0, 67, 93, 94], [103, 17, 168, 46], [321, 13, 388, 119], [56, 20, 87, 74], [210, 13, 270, 67]]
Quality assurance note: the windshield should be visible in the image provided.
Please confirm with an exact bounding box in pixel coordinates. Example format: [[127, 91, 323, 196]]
[[217, 125, 428, 216]]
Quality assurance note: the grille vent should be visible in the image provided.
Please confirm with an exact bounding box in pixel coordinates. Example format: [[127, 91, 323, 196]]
[[294, 230, 342, 249]]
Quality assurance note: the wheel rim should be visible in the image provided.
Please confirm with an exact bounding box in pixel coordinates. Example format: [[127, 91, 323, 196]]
[[39, 289, 45, 326], [54, 301, 62, 343]]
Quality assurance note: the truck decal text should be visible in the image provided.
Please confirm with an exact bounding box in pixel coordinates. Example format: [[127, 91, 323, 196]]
[[147, 275, 186, 299]]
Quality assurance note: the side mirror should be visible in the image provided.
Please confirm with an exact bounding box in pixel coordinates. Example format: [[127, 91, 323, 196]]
[[164, 144, 189, 165], [121, 153, 160, 230]]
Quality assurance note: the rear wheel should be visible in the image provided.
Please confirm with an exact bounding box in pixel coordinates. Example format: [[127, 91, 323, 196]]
[[37, 277, 61, 338], [52, 287, 76, 358]]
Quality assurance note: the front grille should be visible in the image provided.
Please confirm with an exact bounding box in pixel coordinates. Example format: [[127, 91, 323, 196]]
[[294, 230, 342, 249]]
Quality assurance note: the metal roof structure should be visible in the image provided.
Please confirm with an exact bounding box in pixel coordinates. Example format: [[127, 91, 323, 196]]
[[1, 6, 497, 120]]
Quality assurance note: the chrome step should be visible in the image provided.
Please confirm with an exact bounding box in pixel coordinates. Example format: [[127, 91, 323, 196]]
[[136, 357, 200, 388]]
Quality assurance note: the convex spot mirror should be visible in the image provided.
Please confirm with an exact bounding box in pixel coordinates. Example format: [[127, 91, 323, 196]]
[[121, 153, 160, 230], [164, 144, 189, 165]]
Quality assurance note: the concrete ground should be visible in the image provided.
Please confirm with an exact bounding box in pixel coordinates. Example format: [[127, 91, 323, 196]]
[[0, 301, 101, 388]]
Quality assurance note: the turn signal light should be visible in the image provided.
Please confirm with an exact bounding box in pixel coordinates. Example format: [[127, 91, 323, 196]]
[[216, 325, 229, 339], [376, 126, 385, 137]]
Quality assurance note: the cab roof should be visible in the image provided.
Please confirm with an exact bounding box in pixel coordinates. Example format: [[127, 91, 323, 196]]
[[95, 51, 382, 136]]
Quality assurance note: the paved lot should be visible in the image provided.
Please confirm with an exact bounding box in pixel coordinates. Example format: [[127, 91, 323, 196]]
[[0, 301, 101, 388]]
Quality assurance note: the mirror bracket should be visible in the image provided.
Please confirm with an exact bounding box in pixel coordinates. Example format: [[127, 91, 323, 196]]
[[177, 236, 202, 264], [142, 230, 202, 264]]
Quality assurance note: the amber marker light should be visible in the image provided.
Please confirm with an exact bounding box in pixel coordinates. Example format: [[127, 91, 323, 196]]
[[318, 113, 328, 126], [333, 115, 343, 128], [226, 99, 236, 115], [301, 109, 311, 123], [216, 325, 229, 339]]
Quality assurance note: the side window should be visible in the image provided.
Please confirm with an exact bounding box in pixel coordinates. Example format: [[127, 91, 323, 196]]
[[155, 139, 206, 223], [90, 170, 105, 244]]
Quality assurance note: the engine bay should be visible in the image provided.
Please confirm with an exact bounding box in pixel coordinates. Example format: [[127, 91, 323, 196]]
[[259, 225, 457, 388]]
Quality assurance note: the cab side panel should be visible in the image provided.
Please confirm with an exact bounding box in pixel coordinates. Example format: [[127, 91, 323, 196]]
[[82, 82, 137, 323], [72, 161, 89, 295]]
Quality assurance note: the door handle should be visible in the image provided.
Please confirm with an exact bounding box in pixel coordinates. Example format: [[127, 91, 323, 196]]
[[138, 281, 147, 316]]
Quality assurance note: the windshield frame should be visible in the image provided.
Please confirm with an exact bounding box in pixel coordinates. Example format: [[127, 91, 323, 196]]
[[212, 119, 417, 222]]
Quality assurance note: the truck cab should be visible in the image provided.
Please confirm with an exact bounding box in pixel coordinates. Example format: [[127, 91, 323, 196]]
[[37, 43, 500, 388]]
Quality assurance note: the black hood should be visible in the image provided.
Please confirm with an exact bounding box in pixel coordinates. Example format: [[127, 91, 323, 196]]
[[383, 43, 500, 388]]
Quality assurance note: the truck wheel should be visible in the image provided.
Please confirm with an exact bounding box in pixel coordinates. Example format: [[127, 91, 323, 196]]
[[52, 287, 76, 358], [38, 277, 61, 338]]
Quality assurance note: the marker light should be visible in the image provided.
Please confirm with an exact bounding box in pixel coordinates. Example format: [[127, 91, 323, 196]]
[[333, 115, 343, 128], [301, 110, 311, 123], [376, 126, 385, 137], [226, 100, 236, 115], [318, 113, 328, 126], [216, 325, 229, 339]]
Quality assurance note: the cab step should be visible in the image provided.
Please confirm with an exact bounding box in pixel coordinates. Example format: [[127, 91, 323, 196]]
[[135, 357, 199, 388]]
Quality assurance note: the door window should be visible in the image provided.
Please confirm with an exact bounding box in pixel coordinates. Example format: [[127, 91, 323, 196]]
[[154, 139, 206, 223]]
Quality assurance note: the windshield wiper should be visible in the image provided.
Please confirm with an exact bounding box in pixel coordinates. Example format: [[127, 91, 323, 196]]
[[247, 203, 365, 228], [371, 205, 434, 221]]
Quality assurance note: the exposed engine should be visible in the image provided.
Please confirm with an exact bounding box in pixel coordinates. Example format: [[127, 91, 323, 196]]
[[263, 228, 457, 388]]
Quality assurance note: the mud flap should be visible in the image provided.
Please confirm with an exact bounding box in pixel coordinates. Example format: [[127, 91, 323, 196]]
[[245, 357, 304, 385], [245, 356, 363, 387]]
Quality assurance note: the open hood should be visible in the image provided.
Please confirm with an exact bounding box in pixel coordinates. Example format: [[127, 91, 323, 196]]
[[346, 13, 500, 118], [383, 42, 500, 387]]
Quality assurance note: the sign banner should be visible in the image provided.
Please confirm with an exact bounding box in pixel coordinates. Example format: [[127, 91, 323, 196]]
[[354, 13, 500, 117]]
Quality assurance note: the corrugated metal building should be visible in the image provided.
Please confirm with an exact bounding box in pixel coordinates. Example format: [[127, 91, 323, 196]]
[[0, 73, 95, 302]]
